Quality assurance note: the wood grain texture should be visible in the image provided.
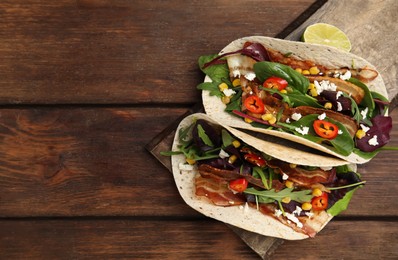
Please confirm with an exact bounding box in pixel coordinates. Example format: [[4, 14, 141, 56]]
[[0, 0, 316, 105], [0, 107, 397, 218], [0, 219, 396, 260], [285, 0, 398, 106]]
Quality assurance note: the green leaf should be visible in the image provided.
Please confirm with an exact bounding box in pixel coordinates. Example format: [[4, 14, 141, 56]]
[[244, 187, 313, 204], [197, 124, 214, 147], [221, 129, 234, 147], [348, 77, 375, 112], [327, 186, 361, 216], [198, 55, 230, 83], [197, 82, 223, 97], [254, 61, 310, 94], [252, 167, 269, 190], [225, 89, 242, 112]]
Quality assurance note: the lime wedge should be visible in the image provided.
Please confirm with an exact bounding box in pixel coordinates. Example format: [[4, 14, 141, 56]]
[[302, 23, 351, 52]]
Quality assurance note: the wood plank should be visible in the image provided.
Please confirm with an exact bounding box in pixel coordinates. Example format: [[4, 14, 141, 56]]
[[0, 0, 317, 105], [0, 219, 396, 259], [0, 107, 397, 217]]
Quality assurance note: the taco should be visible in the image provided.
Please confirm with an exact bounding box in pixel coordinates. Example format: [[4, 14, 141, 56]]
[[167, 113, 364, 240], [197, 36, 392, 164]]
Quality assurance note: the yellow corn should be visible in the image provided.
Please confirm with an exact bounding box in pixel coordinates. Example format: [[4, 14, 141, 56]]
[[356, 129, 366, 139], [221, 96, 231, 104], [218, 82, 229, 91], [309, 66, 320, 75], [244, 118, 253, 123], [282, 197, 291, 204], [268, 116, 277, 125], [312, 188, 323, 197], [295, 68, 303, 74], [186, 158, 196, 165], [289, 163, 297, 168], [285, 180, 294, 188], [302, 202, 312, 211], [261, 113, 273, 121], [228, 155, 237, 164], [324, 102, 333, 109], [280, 89, 287, 94], [232, 140, 241, 148], [310, 88, 318, 97], [308, 83, 315, 89], [302, 70, 310, 75], [232, 78, 241, 87]]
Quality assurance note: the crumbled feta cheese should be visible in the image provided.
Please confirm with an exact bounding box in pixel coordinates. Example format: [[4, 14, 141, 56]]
[[336, 91, 343, 99], [244, 72, 256, 81], [219, 149, 230, 159], [337, 101, 343, 111], [274, 209, 283, 217], [315, 80, 337, 95], [285, 212, 303, 228], [361, 107, 369, 120], [368, 135, 379, 146], [340, 70, 352, 80], [178, 163, 195, 171], [305, 212, 314, 218], [292, 206, 302, 216], [223, 88, 236, 97], [318, 113, 326, 120], [282, 172, 289, 180], [291, 113, 302, 121], [333, 71, 340, 78], [360, 124, 370, 133], [295, 125, 309, 135], [286, 118, 291, 123], [338, 129, 343, 134], [232, 69, 240, 78]]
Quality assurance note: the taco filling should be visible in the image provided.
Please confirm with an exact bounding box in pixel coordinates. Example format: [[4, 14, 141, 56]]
[[198, 37, 392, 161], [167, 116, 365, 238]]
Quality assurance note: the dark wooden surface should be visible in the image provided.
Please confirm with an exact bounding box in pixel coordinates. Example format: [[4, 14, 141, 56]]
[[0, 1, 397, 259]]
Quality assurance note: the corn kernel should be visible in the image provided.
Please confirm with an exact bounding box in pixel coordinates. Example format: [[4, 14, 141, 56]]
[[268, 116, 277, 125], [289, 163, 297, 168], [312, 188, 323, 197], [285, 180, 294, 188], [282, 197, 291, 204], [356, 129, 366, 139], [218, 82, 229, 91], [280, 89, 287, 94], [310, 88, 318, 97], [308, 83, 315, 89], [228, 155, 237, 164], [244, 118, 253, 123], [302, 202, 312, 211], [232, 78, 241, 87], [324, 102, 333, 109], [302, 70, 310, 75], [309, 66, 320, 75], [186, 158, 196, 165], [232, 140, 241, 148], [295, 68, 303, 73], [221, 96, 231, 104], [261, 113, 273, 121]]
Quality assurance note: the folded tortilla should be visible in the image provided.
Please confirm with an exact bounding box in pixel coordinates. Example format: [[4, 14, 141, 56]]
[[171, 113, 342, 240], [202, 36, 388, 164]]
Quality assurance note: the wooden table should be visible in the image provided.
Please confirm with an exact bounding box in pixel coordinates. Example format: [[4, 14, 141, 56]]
[[0, 1, 397, 259]]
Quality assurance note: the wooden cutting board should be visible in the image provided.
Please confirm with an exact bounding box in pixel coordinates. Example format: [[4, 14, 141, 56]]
[[147, 0, 398, 259]]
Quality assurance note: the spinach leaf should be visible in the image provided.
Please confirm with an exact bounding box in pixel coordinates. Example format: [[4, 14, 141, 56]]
[[221, 129, 234, 147], [254, 61, 309, 94], [348, 77, 375, 112], [198, 54, 230, 83], [327, 186, 360, 216]]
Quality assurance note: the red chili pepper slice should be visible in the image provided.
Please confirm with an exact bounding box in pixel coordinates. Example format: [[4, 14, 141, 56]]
[[229, 178, 248, 192], [313, 120, 339, 140], [311, 192, 328, 211], [263, 76, 288, 91], [244, 153, 266, 167], [243, 95, 264, 114]]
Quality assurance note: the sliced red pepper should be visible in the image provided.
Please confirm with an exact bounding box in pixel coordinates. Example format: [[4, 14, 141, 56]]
[[311, 192, 328, 211], [243, 95, 264, 114], [229, 178, 248, 192], [244, 153, 266, 167], [263, 76, 288, 91], [313, 120, 339, 140]]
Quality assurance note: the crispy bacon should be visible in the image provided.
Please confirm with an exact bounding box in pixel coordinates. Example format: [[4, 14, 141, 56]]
[[195, 174, 246, 206], [267, 159, 336, 187]]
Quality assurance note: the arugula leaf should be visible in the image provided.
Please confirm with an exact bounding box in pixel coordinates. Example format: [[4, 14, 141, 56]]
[[221, 129, 234, 147], [198, 55, 230, 84], [225, 88, 242, 112], [254, 61, 310, 94], [252, 167, 270, 190], [327, 186, 361, 216], [262, 87, 322, 108], [197, 124, 214, 147], [244, 187, 313, 204], [197, 82, 223, 97]]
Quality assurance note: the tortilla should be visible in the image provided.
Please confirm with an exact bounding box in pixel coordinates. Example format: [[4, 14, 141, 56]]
[[171, 113, 339, 240], [201, 36, 389, 164]]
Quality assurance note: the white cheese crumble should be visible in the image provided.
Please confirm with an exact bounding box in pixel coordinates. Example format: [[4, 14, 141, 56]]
[[318, 113, 326, 120], [336, 91, 343, 99], [337, 101, 343, 112], [282, 172, 289, 180], [305, 212, 314, 218], [223, 88, 236, 97], [368, 135, 379, 146], [291, 113, 302, 121], [292, 206, 302, 216], [286, 118, 291, 123], [285, 212, 303, 228], [338, 129, 343, 135], [361, 107, 369, 120], [314, 80, 337, 95], [360, 124, 370, 133], [274, 209, 283, 217], [295, 125, 309, 135], [244, 72, 256, 81], [219, 149, 230, 159], [178, 163, 195, 171], [340, 70, 352, 80], [232, 69, 240, 78]]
